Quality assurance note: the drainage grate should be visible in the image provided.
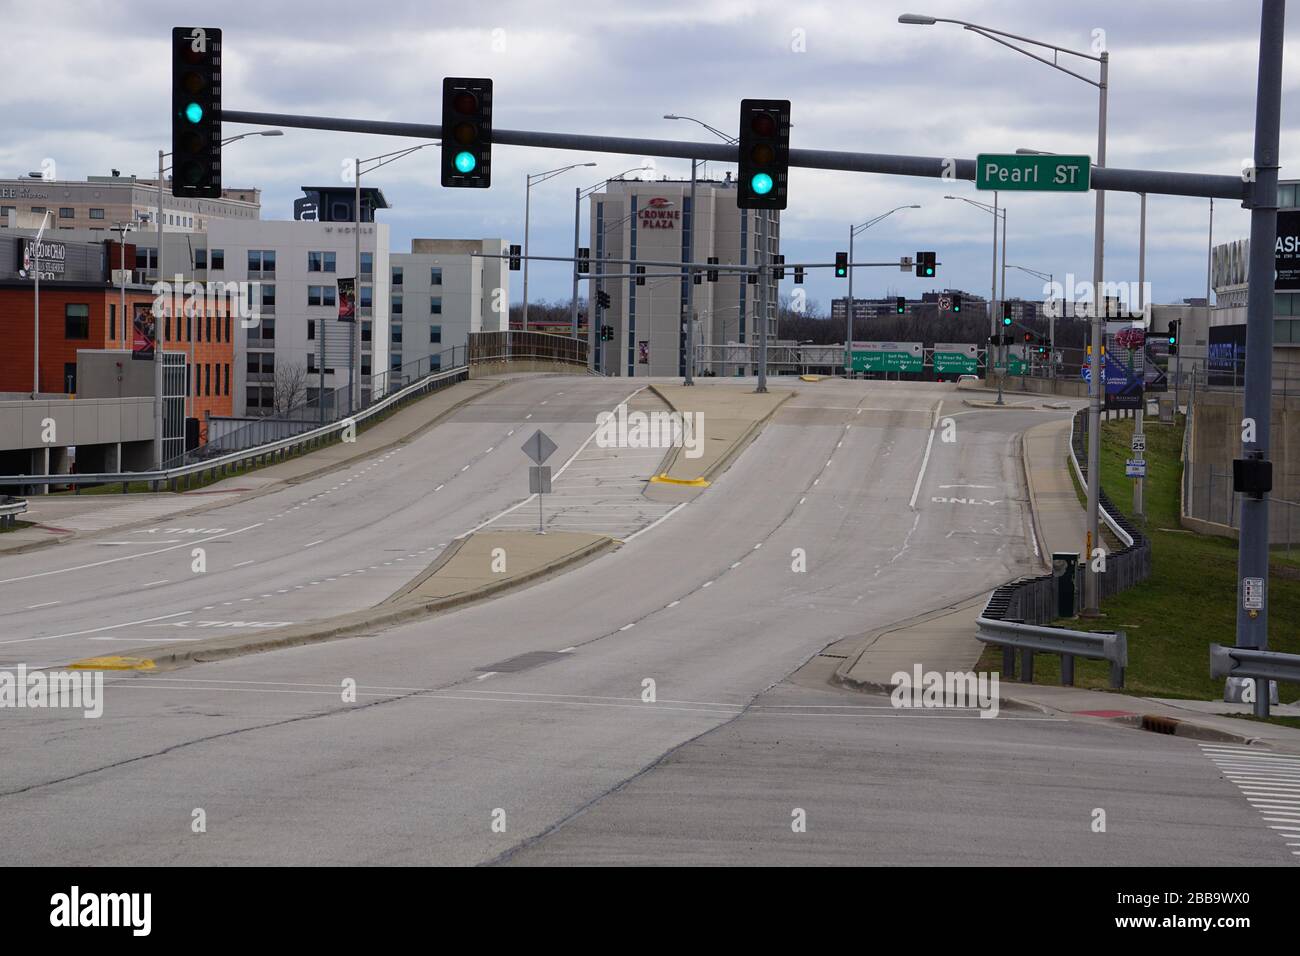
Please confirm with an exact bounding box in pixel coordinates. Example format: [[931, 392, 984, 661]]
[[476, 650, 568, 673]]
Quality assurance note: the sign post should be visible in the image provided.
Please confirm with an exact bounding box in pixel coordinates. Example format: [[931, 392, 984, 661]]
[[521, 429, 558, 534]]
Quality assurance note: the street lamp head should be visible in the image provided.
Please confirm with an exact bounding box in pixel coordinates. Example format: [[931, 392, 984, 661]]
[[663, 114, 680, 120], [898, 13, 938, 25], [907, 204, 922, 208], [258, 130, 284, 137]]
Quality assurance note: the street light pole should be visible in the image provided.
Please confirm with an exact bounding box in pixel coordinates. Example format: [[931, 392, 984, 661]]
[[684, 158, 697, 385], [1135, 191, 1147, 519], [901, 12, 1109, 611], [524, 162, 596, 331], [842, 204, 921, 377]]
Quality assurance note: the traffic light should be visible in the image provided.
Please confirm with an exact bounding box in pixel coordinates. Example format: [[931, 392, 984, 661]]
[[794, 265, 804, 284], [895, 296, 906, 314], [1002, 302, 1013, 326], [835, 252, 848, 278], [951, 293, 962, 313], [737, 99, 790, 210], [635, 265, 646, 287], [1167, 320, 1179, 354], [1023, 331, 1033, 343], [171, 27, 223, 199], [441, 77, 493, 188], [601, 325, 614, 342], [915, 251, 936, 278], [508, 244, 521, 271], [597, 289, 611, 310], [577, 247, 589, 274], [774, 254, 785, 280], [707, 256, 719, 282]]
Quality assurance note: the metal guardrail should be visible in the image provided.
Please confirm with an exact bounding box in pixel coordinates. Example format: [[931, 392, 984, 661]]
[[977, 576, 1128, 688], [0, 496, 27, 529], [0, 365, 470, 492], [1210, 644, 1300, 686]]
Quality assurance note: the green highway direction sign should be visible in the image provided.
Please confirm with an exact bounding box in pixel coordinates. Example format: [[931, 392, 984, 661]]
[[976, 153, 1091, 192], [851, 342, 923, 373], [933, 343, 978, 375]]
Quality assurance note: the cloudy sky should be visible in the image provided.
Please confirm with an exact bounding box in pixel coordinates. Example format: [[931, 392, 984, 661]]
[[2, 0, 1295, 312]]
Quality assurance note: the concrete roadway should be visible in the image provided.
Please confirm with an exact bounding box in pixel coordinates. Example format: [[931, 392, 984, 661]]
[[0, 376, 645, 669], [1, 377, 1285, 866]]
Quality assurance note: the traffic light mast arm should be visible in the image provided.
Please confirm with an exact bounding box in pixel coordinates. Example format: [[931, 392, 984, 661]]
[[478, 252, 911, 271], [222, 109, 1247, 201]]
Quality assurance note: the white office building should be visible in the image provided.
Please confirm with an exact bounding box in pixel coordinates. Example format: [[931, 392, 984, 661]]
[[589, 176, 779, 377], [196, 217, 390, 416], [389, 238, 510, 371]]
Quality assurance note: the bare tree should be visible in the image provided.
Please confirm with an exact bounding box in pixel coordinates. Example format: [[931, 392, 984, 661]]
[[272, 361, 309, 416]]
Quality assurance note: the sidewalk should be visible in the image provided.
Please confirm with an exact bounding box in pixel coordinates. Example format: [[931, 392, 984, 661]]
[[0, 377, 501, 555], [1022, 417, 1088, 561]]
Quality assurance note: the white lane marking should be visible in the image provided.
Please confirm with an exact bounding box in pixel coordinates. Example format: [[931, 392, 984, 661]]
[[0, 523, 264, 586], [666, 600, 680, 609], [908, 400, 942, 511], [753, 543, 762, 550], [940, 484, 996, 489], [0, 609, 193, 646], [143, 579, 168, 588], [558, 646, 576, 653], [436, 484, 445, 491], [507, 430, 515, 436], [26, 601, 60, 610], [730, 561, 741, 569], [461, 465, 470, 472], [476, 672, 497, 681], [486, 447, 494, 453], [619, 623, 635, 631], [303, 540, 324, 549], [622, 500, 688, 543], [799, 496, 806, 505], [233, 560, 254, 568], [701, 580, 713, 588]]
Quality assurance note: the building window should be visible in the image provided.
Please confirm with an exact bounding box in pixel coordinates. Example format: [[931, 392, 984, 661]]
[[362, 358, 372, 376], [205, 363, 211, 397], [261, 318, 275, 341], [109, 303, 116, 340], [430, 324, 442, 344], [361, 321, 372, 343], [1281, 183, 1297, 209], [89, 208, 105, 220], [431, 297, 442, 315], [211, 248, 224, 270], [195, 248, 207, 269], [324, 251, 336, 273], [392, 266, 403, 286], [59, 207, 74, 219], [225, 364, 230, 396], [392, 325, 403, 344], [430, 267, 443, 286], [262, 284, 276, 308], [361, 252, 373, 275], [430, 354, 441, 370], [391, 353, 403, 372], [246, 387, 262, 410], [308, 251, 323, 272], [248, 249, 275, 272], [65, 303, 90, 339], [206, 315, 213, 341], [360, 285, 372, 308], [308, 285, 336, 307], [225, 316, 231, 341], [31, 206, 45, 214], [392, 294, 403, 315], [307, 320, 316, 341]]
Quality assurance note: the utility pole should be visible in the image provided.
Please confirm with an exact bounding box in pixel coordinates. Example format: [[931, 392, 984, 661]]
[[1234, 0, 1284, 718], [155, 149, 166, 469], [684, 158, 697, 385], [352, 156, 361, 414], [755, 211, 768, 393]]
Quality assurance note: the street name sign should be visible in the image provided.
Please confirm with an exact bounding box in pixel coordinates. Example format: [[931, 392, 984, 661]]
[[976, 154, 1091, 192]]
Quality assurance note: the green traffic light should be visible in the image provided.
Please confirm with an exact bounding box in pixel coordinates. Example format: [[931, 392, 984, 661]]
[[750, 172, 773, 195], [925, 267, 934, 276], [454, 151, 476, 173], [1003, 317, 1012, 326], [184, 102, 204, 123]]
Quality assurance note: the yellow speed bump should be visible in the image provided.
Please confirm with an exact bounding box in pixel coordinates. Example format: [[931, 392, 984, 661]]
[[799, 374, 825, 382], [69, 656, 156, 671], [649, 473, 710, 487]]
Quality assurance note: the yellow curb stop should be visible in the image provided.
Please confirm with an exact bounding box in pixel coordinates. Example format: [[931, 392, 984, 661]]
[[69, 656, 157, 671]]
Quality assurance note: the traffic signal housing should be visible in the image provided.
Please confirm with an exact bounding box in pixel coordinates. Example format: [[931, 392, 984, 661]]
[[835, 252, 848, 279], [597, 289, 611, 310], [737, 99, 790, 210], [951, 293, 962, 313], [441, 77, 493, 188], [794, 265, 805, 284], [508, 244, 521, 271], [915, 251, 936, 278], [601, 325, 614, 342], [577, 247, 589, 274], [635, 265, 646, 287], [1002, 302, 1013, 326], [895, 296, 906, 315], [773, 254, 785, 280], [171, 27, 223, 198], [707, 257, 719, 282], [1167, 320, 1179, 354]]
